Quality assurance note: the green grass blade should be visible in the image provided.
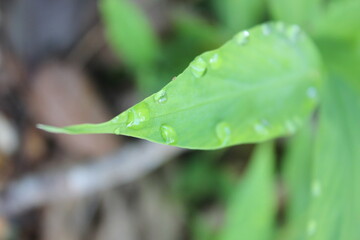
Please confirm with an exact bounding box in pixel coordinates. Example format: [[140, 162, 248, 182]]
[[280, 124, 314, 239], [99, 0, 160, 68], [212, 0, 267, 33], [305, 74, 360, 239], [38, 22, 323, 150], [313, 1, 360, 41], [219, 142, 276, 240], [269, 0, 321, 30]]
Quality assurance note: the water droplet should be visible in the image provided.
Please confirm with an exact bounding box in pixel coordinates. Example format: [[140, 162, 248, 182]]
[[153, 89, 167, 104], [234, 30, 250, 45], [307, 87, 317, 99], [287, 25, 301, 41], [262, 24, 272, 36], [216, 122, 231, 145], [111, 115, 120, 123], [307, 220, 317, 236], [275, 22, 285, 32], [209, 53, 222, 69], [261, 119, 270, 126], [190, 57, 207, 78], [114, 127, 121, 135], [126, 103, 150, 129], [160, 124, 177, 144], [254, 119, 269, 135], [285, 120, 296, 134], [311, 180, 322, 197]]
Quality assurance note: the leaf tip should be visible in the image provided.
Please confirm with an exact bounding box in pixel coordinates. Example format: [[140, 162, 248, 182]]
[[36, 124, 69, 134]]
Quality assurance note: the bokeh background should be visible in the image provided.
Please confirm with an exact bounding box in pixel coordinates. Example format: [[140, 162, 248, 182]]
[[0, 0, 358, 239], [0, 1, 261, 239]]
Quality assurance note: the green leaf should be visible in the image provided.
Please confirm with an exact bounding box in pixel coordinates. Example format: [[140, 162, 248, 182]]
[[280, 123, 314, 239], [313, 1, 360, 41], [99, 0, 160, 68], [212, 0, 267, 33], [219, 142, 276, 240], [302, 47, 360, 240], [173, 150, 224, 204], [283, 123, 313, 220], [269, 0, 321, 30], [37, 22, 323, 150]]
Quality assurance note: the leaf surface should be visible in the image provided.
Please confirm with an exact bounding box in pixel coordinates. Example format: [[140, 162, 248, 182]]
[[38, 22, 323, 150]]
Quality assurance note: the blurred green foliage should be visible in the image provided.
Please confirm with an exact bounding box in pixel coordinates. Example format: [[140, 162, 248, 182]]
[[219, 142, 276, 240], [40, 0, 360, 239]]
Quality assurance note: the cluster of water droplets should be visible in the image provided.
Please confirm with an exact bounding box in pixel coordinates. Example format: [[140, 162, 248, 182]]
[[273, 22, 303, 43], [305, 179, 322, 237], [112, 99, 179, 144], [113, 22, 307, 145], [252, 116, 304, 137]]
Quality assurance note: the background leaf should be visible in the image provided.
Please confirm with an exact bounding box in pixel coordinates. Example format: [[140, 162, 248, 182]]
[[313, 1, 360, 41], [38, 22, 323, 150], [219, 142, 276, 240], [212, 0, 267, 33], [269, 0, 321, 31], [100, 0, 160, 68], [280, 124, 314, 239], [304, 75, 360, 240]]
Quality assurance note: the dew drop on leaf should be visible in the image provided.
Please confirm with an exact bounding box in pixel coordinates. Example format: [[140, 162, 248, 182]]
[[190, 57, 207, 78], [287, 25, 301, 42], [153, 89, 168, 104], [126, 102, 150, 129], [285, 120, 296, 134], [307, 87, 317, 99], [111, 115, 120, 123], [234, 30, 250, 45], [262, 24, 272, 36], [254, 119, 269, 135], [216, 121, 231, 145], [311, 180, 322, 197], [307, 220, 317, 236], [209, 53, 222, 69], [114, 127, 121, 135], [160, 124, 177, 144]]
